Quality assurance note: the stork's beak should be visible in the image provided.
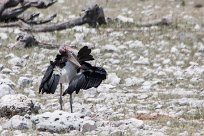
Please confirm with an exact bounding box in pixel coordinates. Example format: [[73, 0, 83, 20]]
[[69, 53, 81, 67]]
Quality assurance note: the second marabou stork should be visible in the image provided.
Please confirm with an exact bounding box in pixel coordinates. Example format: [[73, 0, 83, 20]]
[[39, 46, 107, 113]]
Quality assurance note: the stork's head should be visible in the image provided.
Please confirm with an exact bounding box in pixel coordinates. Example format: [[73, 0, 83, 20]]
[[59, 46, 81, 67]]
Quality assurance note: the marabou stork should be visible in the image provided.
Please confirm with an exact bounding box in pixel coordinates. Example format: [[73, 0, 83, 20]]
[[39, 46, 107, 113]]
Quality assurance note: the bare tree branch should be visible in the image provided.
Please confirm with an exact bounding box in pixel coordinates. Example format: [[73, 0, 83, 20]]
[[20, 4, 106, 32], [0, 0, 24, 15], [26, 0, 57, 9], [0, 0, 57, 22], [19, 13, 57, 25], [0, 3, 31, 22], [22, 17, 86, 32]]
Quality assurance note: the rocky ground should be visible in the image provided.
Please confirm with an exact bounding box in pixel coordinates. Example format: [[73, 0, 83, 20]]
[[0, 0, 204, 135]]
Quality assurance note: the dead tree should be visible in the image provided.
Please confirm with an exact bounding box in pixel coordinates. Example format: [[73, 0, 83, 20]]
[[2, 4, 107, 49], [0, 1, 172, 49], [0, 4, 106, 32], [0, 0, 57, 23]]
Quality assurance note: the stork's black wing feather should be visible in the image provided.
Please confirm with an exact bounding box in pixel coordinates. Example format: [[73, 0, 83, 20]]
[[62, 74, 86, 95], [63, 64, 107, 96], [39, 61, 54, 93], [77, 46, 94, 62], [39, 61, 60, 94]]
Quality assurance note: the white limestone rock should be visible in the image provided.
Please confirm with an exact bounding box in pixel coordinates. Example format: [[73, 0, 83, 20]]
[[184, 65, 204, 78], [96, 84, 115, 93], [173, 98, 204, 108], [92, 48, 101, 54], [124, 77, 144, 86], [1, 130, 10, 136], [8, 57, 27, 67], [133, 56, 150, 65], [0, 84, 15, 98], [0, 78, 15, 88], [116, 15, 134, 23], [109, 32, 124, 38], [18, 77, 33, 88], [116, 118, 144, 130], [83, 88, 97, 99], [72, 26, 97, 34], [200, 90, 204, 97], [110, 130, 123, 136], [105, 73, 121, 86], [74, 33, 85, 42], [81, 120, 97, 133], [103, 44, 119, 52], [0, 32, 8, 40], [31, 110, 96, 133], [0, 94, 39, 118], [3, 115, 32, 130], [140, 80, 161, 91], [24, 89, 36, 97], [128, 40, 144, 49], [13, 130, 28, 136], [1, 68, 12, 74], [32, 53, 46, 61]]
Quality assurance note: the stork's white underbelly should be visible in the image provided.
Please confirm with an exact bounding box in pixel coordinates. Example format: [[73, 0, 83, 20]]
[[59, 61, 77, 84]]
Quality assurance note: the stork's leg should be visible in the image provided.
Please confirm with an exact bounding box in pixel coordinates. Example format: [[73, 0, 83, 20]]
[[59, 83, 63, 110], [70, 94, 73, 113]]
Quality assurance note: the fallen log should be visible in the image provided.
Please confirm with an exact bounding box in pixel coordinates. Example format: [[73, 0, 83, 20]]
[[0, 4, 106, 32]]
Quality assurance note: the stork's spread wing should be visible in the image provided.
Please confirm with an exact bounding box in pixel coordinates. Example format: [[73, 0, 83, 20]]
[[77, 46, 94, 62], [39, 61, 60, 94], [62, 64, 107, 96]]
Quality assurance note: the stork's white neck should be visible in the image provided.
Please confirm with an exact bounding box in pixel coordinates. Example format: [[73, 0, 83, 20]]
[[59, 61, 77, 84]]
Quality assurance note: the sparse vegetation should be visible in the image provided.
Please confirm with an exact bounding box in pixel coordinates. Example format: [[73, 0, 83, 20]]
[[0, 0, 204, 135]]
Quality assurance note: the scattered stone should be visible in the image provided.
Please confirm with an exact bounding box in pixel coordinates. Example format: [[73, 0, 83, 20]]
[[22, 55, 29, 60], [0, 78, 15, 88], [0, 32, 8, 40], [141, 80, 161, 91], [103, 44, 119, 52], [31, 110, 96, 133], [81, 120, 97, 133], [74, 33, 85, 42], [116, 118, 144, 129], [83, 88, 97, 99], [8, 57, 27, 67], [1, 130, 10, 136], [3, 115, 32, 130], [24, 89, 36, 97], [116, 15, 134, 23], [133, 56, 150, 65], [179, 131, 189, 136], [1, 68, 12, 74], [105, 73, 121, 86], [109, 32, 124, 38], [128, 40, 144, 49], [0, 84, 15, 98], [18, 77, 33, 88], [124, 77, 144, 86], [0, 94, 39, 118], [194, 1, 203, 8]]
